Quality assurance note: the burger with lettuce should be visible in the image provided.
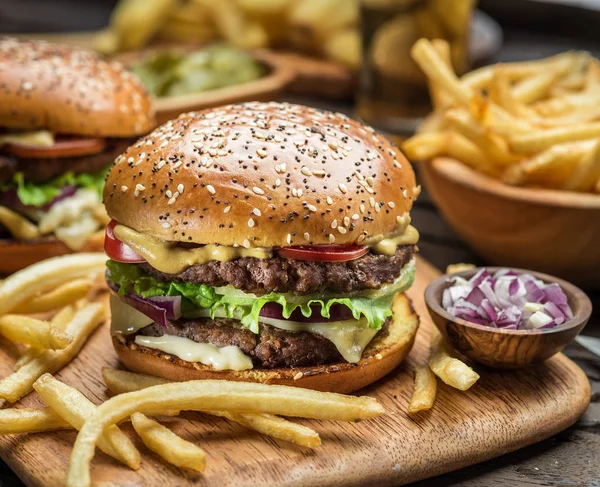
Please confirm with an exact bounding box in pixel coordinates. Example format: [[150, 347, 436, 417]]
[[0, 38, 154, 272], [103, 102, 420, 393]]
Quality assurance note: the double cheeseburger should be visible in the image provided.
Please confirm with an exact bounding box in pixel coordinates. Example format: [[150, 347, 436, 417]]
[[104, 102, 420, 393], [0, 38, 155, 273]]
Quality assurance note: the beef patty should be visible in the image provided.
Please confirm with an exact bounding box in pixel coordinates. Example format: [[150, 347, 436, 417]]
[[141, 244, 414, 296], [0, 137, 135, 184], [130, 317, 390, 368]]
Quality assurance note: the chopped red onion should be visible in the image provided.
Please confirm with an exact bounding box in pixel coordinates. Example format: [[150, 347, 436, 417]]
[[443, 268, 573, 330]]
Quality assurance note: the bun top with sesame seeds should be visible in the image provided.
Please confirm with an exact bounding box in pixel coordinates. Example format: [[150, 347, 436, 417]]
[[0, 38, 155, 137], [104, 102, 418, 248]]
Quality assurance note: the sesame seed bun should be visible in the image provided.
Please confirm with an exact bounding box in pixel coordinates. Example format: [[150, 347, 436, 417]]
[[104, 102, 418, 248], [0, 231, 104, 274], [0, 38, 155, 137], [112, 292, 419, 394]]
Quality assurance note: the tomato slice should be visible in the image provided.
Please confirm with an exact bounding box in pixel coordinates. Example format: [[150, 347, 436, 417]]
[[105, 220, 145, 263], [3, 136, 106, 159], [277, 244, 368, 262]]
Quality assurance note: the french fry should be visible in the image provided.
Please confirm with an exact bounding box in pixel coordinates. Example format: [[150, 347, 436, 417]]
[[0, 315, 71, 350], [33, 374, 140, 470], [110, 0, 179, 51], [446, 263, 476, 274], [428, 39, 453, 109], [445, 109, 519, 166], [15, 306, 75, 370], [509, 122, 600, 153], [563, 139, 600, 191], [12, 279, 92, 314], [0, 253, 105, 316], [0, 303, 105, 403], [411, 38, 470, 106], [0, 406, 70, 434], [237, 0, 292, 16], [429, 327, 479, 391], [102, 368, 321, 448], [131, 413, 206, 472], [322, 28, 360, 69], [0, 207, 39, 240], [68, 381, 384, 486], [408, 365, 437, 414], [513, 71, 559, 104]]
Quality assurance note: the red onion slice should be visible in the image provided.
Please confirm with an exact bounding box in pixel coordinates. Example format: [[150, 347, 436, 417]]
[[443, 268, 572, 330]]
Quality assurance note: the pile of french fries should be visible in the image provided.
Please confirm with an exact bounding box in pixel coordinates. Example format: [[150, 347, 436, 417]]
[[408, 263, 480, 414], [95, 0, 360, 68], [402, 38, 600, 193]]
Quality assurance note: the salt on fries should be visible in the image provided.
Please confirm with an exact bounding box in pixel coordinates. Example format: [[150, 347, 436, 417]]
[[67, 381, 384, 487], [102, 368, 322, 448], [403, 38, 600, 193]]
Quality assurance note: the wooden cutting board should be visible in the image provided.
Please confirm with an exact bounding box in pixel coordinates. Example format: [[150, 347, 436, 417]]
[[0, 257, 590, 486]]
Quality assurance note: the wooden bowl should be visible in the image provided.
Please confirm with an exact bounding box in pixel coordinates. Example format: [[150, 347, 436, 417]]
[[115, 47, 296, 125], [420, 158, 600, 288], [424, 267, 592, 369]]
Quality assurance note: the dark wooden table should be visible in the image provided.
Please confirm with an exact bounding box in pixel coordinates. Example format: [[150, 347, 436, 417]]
[[0, 2, 599, 485]]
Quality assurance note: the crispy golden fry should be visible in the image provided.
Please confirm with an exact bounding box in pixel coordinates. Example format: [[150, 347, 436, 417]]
[[288, 0, 356, 38], [0, 406, 70, 434], [512, 71, 559, 104], [131, 413, 206, 472], [429, 327, 479, 391], [12, 279, 92, 315], [102, 368, 321, 448], [0, 303, 105, 403], [428, 39, 453, 109], [0, 253, 105, 316], [411, 38, 470, 105], [446, 263, 476, 274], [0, 315, 71, 350], [67, 381, 384, 486], [110, 0, 179, 51], [408, 365, 437, 414], [15, 306, 75, 370], [237, 0, 292, 16], [34, 374, 140, 470], [445, 109, 519, 166], [193, 0, 268, 49], [509, 122, 600, 153], [563, 140, 600, 191]]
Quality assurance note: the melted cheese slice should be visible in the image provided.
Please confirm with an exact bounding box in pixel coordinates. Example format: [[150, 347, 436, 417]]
[[0, 130, 54, 147], [135, 335, 253, 371], [258, 316, 378, 363]]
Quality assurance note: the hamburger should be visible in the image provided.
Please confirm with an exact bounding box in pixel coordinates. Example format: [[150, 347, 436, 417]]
[[104, 102, 420, 393], [0, 38, 155, 273]]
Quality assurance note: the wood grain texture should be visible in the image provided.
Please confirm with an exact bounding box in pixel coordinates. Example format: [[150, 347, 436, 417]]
[[421, 158, 600, 288], [425, 267, 592, 369], [0, 256, 591, 487]]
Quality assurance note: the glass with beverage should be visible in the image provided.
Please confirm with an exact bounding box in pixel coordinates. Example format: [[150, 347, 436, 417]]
[[357, 0, 475, 134]]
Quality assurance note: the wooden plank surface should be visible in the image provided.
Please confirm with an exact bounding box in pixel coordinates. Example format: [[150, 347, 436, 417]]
[[0, 256, 590, 487]]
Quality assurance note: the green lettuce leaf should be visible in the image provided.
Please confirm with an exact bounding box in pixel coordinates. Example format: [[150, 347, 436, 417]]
[[106, 259, 415, 333], [2, 166, 110, 207]]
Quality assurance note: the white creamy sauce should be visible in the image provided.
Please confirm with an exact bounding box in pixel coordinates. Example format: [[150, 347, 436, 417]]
[[134, 335, 253, 371]]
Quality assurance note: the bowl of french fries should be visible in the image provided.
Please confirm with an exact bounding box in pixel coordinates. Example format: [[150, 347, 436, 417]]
[[402, 39, 600, 287]]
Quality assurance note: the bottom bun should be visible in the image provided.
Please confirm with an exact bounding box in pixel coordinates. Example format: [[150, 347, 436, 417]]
[[112, 292, 419, 394], [0, 231, 105, 274]]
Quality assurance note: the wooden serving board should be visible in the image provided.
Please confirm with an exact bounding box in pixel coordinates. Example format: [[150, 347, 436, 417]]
[[0, 257, 590, 487]]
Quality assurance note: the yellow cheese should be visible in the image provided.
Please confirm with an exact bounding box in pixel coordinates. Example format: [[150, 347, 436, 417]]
[[135, 335, 253, 371], [0, 130, 54, 147], [258, 316, 378, 363], [113, 224, 272, 274], [371, 225, 419, 255]]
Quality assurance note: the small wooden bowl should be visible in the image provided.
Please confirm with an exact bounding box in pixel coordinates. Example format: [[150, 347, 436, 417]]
[[424, 267, 592, 369], [115, 47, 296, 125], [420, 158, 600, 288]]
